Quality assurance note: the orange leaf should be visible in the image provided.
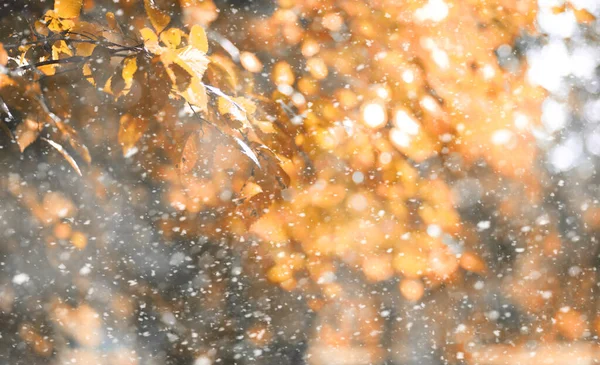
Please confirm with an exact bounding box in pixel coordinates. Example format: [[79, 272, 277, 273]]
[[54, 0, 82, 18], [180, 132, 199, 174], [52, 40, 73, 59], [573, 7, 596, 23], [105, 12, 119, 32], [118, 114, 147, 158], [15, 119, 40, 152], [144, 0, 171, 33], [0, 43, 7, 66]]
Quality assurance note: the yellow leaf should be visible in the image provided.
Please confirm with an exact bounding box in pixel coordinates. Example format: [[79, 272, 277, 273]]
[[104, 76, 113, 94], [160, 28, 183, 49], [175, 45, 209, 80], [54, 0, 82, 18], [52, 40, 73, 59], [144, 0, 171, 33], [551, 4, 566, 14], [180, 79, 208, 111], [218, 96, 247, 122], [44, 10, 76, 33], [121, 56, 137, 93], [82, 63, 94, 85], [189, 25, 208, 54], [140, 27, 162, 54], [234, 96, 257, 114]]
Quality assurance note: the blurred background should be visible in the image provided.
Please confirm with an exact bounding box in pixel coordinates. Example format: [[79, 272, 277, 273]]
[[1, 0, 600, 364]]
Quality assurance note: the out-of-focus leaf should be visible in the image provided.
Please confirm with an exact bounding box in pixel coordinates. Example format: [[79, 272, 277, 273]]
[[122, 56, 137, 90], [180, 0, 218, 27], [179, 79, 208, 111], [105, 12, 120, 32], [41, 138, 82, 176], [15, 119, 40, 152], [180, 132, 199, 174], [189, 25, 208, 54], [238, 181, 263, 201], [0, 43, 7, 66], [551, 4, 566, 14], [110, 61, 126, 97], [573, 7, 596, 23], [169, 62, 192, 91], [89, 46, 112, 88], [34, 21, 50, 37], [118, 114, 147, 158], [233, 136, 261, 168], [206, 55, 238, 93], [148, 58, 172, 110], [0, 97, 15, 140], [235, 192, 272, 226], [144, 0, 171, 33], [253, 145, 290, 190], [44, 110, 92, 165], [54, 0, 82, 19], [74, 42, 96, 57], [69, 20, 103, 37], [218, 96, 245, 129]]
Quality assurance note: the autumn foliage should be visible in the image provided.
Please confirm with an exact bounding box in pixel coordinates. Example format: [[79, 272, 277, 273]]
[[0, 0, 599, 364]]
